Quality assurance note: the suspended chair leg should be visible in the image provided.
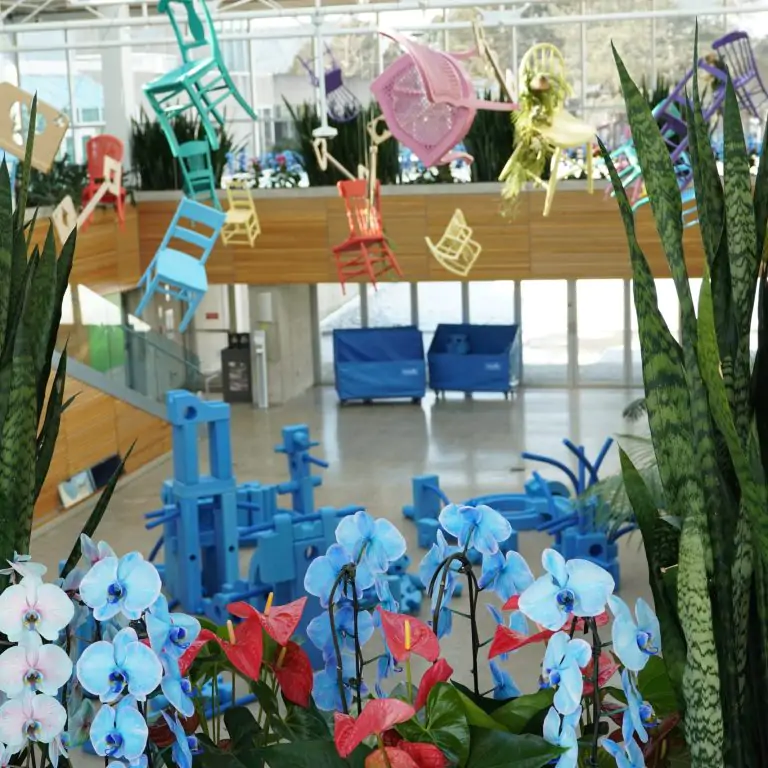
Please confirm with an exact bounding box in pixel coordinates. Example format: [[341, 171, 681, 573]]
[[543, 149, 562, 217]]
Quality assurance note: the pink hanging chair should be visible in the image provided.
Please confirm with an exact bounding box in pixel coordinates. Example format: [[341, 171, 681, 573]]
[[371, 30, 517, 169]]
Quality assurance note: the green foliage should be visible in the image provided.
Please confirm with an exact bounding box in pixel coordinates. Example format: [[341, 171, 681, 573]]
[[605, 25, 768, 766], [0, 98, 76, 565], [26, 157, 89, 209], [284, 100, 400, 186], [465, 728, 564, 768], [130, 109, 240, 190], [463, 90, 516, 182]]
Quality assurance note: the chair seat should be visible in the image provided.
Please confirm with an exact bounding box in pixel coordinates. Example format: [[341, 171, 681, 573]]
[[155, 247, 208, 292], [225, 210, 253, 224], [145, 59, 217, 92], [539, 109, 595, 148]]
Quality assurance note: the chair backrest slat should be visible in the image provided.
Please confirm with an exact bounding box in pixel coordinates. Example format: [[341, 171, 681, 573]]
[[159, 197, 226, 265]]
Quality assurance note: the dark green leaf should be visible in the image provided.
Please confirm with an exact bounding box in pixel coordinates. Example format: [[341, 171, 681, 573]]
[[34, 349, 70, 501], [491, 689, 555, 734], [424, 683, 471, 766], [255, 741, 369, 768], [59, 443, 133, 578], [223, 706, 261, 750], [638, 656, 680, 717], [620, 449, 686, 710], [454, 689, 507, 732], [465, 726, 563, 768]]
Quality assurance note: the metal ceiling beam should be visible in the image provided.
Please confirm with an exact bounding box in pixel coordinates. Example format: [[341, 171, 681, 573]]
[[0, 0, 33, 21], [21, 0, 58, 23]]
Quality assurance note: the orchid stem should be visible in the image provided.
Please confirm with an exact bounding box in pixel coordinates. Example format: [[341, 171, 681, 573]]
[[588, 617, 602, 767], [328, 566, 352, 715], [350, 571, 364, 717]]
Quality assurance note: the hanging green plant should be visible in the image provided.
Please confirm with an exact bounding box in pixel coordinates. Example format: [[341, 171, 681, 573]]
[[499, 66, 570, 212]]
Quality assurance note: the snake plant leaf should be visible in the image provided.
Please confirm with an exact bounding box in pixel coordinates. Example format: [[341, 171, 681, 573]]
[[23, 226, 56, 385], [15, 94, 36, 220], [619, 448, 686, 709], [0, 324, 37, 560], [753, 267, 768, 477], [686, 27, 724, 269], [601, 137, 725, 765], [33, 349, 71, 503], [722, 77, 759, 445], [0, 161, 12, 354], [698, 275, 757, 740], [754, 126, 768, 261], [59, 443, 134, 580], [38, 226, 74, 415]]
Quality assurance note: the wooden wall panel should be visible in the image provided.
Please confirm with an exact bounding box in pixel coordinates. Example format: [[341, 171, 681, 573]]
[[136, 185, 708, 284], [34, 377, 170, 526], [28, 205, 143, 293]]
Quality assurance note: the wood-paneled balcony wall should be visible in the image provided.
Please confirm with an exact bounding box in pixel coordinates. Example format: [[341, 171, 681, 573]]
[[32, 184, 705, 290], [134, 183, 706, 285]]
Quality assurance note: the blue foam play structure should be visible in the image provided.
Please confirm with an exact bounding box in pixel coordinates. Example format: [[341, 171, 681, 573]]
[[146, 391, 424, 667], [333, 326, 426, 403], [427, 323, 521, 397], [402, 437, 631, 586]]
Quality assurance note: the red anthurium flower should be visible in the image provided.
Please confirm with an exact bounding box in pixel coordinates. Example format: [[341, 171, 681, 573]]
[[488, 626, 551, 659], [377, 608, 439, 664], [266, 640, 313, 707], [179, 629, 217, 676], [366, 744, 447, 768], [365, 748, 420, 768], [488, 611, 610, 660], [502, 595, 520, 611], [188, 622, 263, 681], [334, 699, 416, 758], [582, 652, 620, 696], [398, 742, 449, 768], [415, 658, 453, 711], [228, 595, 306, 646]]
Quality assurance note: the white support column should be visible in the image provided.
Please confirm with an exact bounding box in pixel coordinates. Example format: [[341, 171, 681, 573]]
[[100, 5, 135, 156]]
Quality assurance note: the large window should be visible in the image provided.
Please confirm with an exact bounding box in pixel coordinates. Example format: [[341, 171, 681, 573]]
[[577, 280, 625, 384], [468, 281, 516, 324], [521, 280, 568, 385], [367, 283, 412, 328], [317, 283, 361, 384], [417, 282, 463, 351]]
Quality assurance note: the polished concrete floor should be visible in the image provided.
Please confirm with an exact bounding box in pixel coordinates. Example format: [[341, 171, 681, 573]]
[[32, 386, 651, 754]]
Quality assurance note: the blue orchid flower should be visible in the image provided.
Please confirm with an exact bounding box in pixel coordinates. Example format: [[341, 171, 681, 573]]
[[487, 605, 529, 662], [76, 626, 163, 703], [307, 603, 374, 655], [335, 511, 407, 574], [620, 669, 657, 744], [312, 652, 367, 711], [542, 706, 580, 768], [540, 631, 591, 715], [146, 595, 201, 677], [608, 596, 661, 672], [518, 549, 615, 631], [67, 697, 97, 748], [489, 660, 520, 699], [79, 553, 162, 622], [418, 531, 460, 590], [373, 576, 399, 613], [304, 544, 374, 607], [161, 675, 196, 719], [89, 698, 148, 763], [602, 738, 646, 768], [162, 712, 199, 768], [439, 503, 512, 556], [479, 550, 534, 600]]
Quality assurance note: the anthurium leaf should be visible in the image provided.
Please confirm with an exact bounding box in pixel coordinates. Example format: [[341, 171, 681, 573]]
[[454, 690, 507, 732], [280, 697, 331, 741], [255, 741, 369, 768], [451, 681, 506, 714], [424, 682, 471, 766], [398, 683, 470, 766], [465, 726, 563, 768], [638, 657, 679, 717], [491, 689, 555, 734], [223, 706, 261, 750]]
